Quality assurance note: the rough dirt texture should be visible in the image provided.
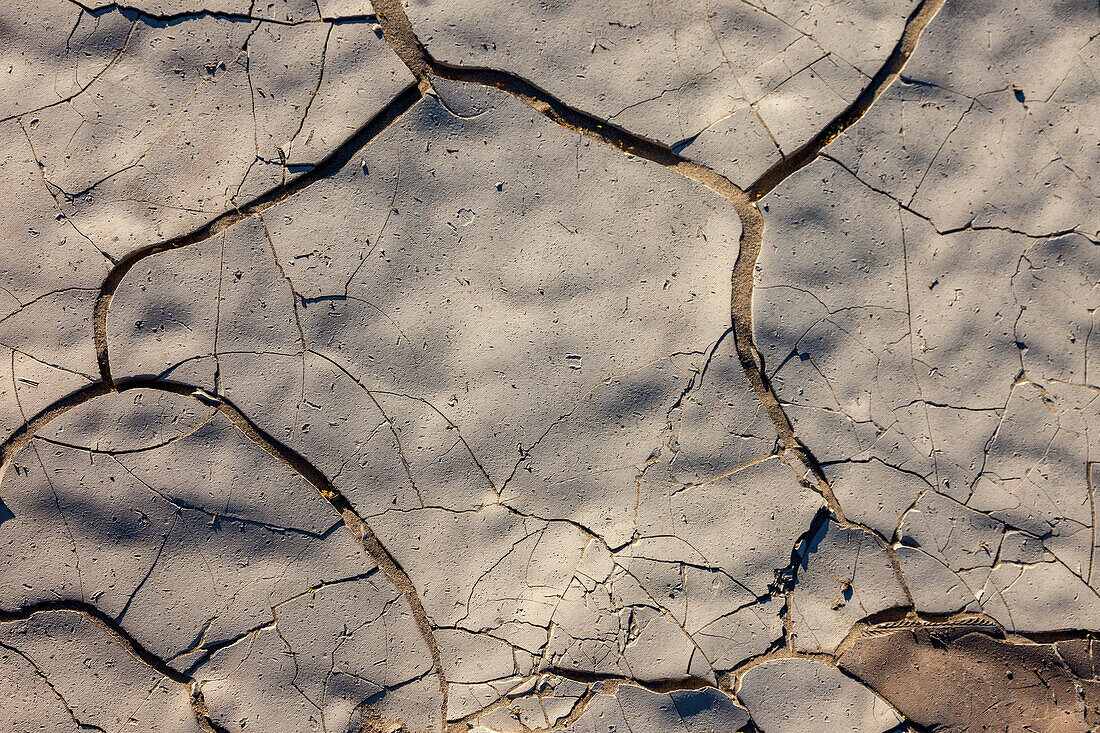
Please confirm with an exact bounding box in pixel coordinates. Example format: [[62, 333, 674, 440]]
[[0, 0, 1096, 731]]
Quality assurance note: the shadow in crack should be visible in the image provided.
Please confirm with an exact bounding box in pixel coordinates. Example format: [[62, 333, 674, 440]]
[[0, 385, 441, 733], [0, 401, 371, 656]]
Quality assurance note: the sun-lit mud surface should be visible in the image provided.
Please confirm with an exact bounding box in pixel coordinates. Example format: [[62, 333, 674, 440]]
[[0, 0, 1097, 731]]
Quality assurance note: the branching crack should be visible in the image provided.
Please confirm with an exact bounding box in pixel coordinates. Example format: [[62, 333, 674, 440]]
[[0, 601, 231, 733], [7, 0, 1076, 729]]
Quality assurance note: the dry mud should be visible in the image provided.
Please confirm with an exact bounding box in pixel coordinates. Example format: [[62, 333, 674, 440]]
[[0, 0, 1097, 731]]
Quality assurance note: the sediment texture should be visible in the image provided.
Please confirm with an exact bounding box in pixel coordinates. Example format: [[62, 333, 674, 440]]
[[0, 0, 1097, 731]]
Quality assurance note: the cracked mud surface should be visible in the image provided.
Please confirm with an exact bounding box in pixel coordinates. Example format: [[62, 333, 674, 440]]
[[0, 0, 1097, 730]]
